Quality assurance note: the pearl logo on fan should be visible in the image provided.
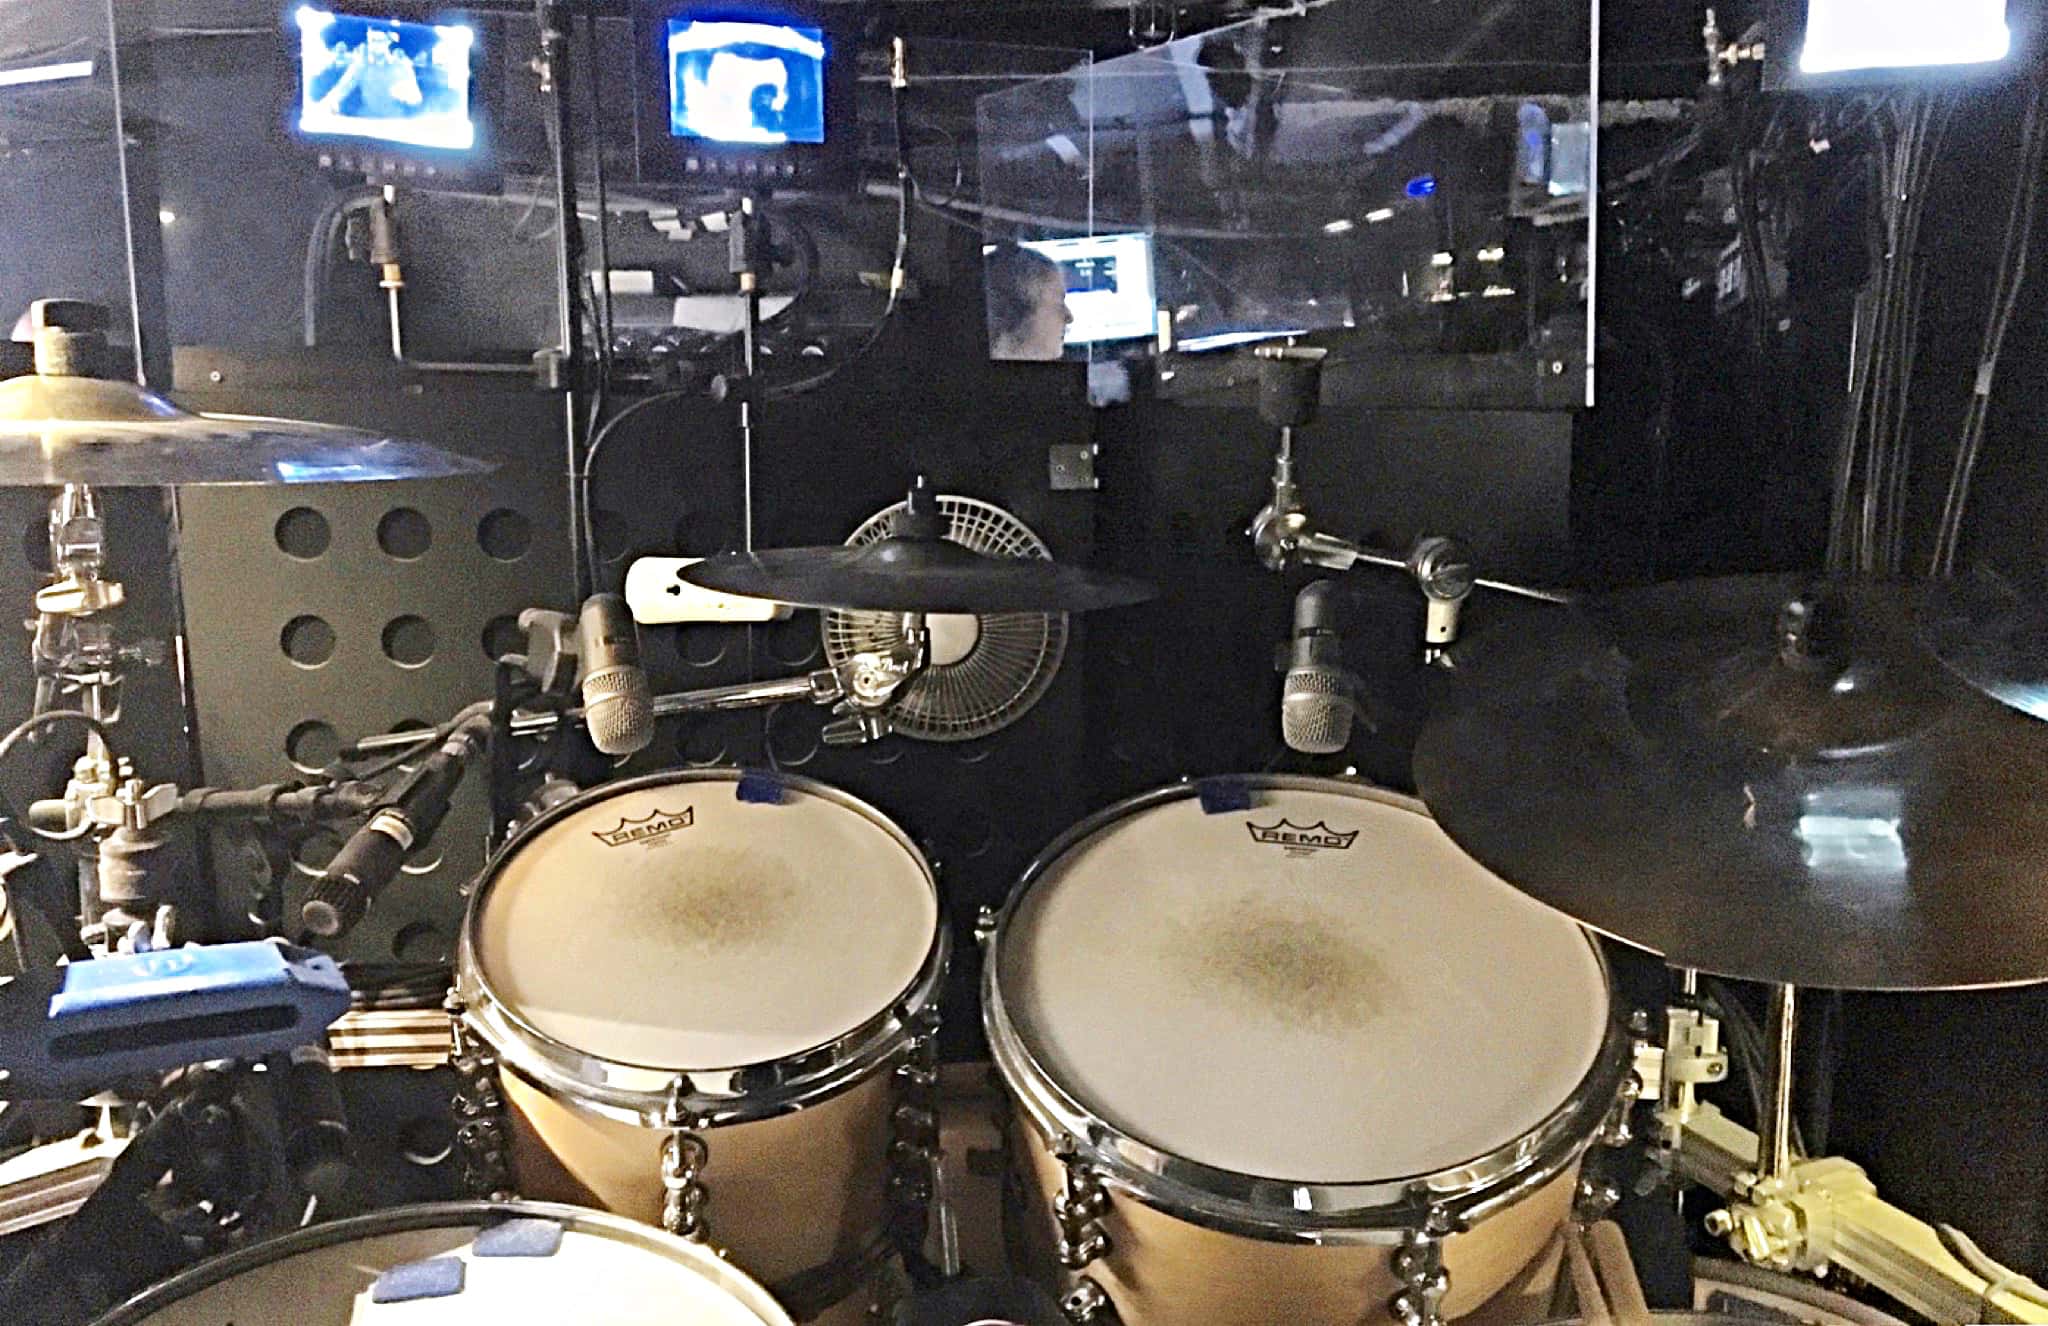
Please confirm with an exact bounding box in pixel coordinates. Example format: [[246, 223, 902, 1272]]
[[591, 805, 695, 848], [1246, 819, 1359, 853]]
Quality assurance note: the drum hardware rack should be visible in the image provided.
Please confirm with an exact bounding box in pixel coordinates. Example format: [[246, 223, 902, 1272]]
[[346, 622, 935, 760], [1629, 983, 2048, 1324]]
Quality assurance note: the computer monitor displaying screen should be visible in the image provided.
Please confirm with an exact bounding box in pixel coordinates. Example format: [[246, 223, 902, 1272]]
[[1800, 0, 2009, 73], [667, 18, 827, 145], [1020, 232, 1157, 347], [293, 7, 477, 152]]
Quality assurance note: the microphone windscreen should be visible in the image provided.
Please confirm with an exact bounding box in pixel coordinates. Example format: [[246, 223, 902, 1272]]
[[583, 664, 655, 756], [1282, 665, 1356, 755]]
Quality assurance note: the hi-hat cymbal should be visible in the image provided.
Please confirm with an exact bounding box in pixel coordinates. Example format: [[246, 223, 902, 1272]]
[[683, 539, 1157, 613], [682, 481, 1156, 613], [0, 374, 492, 486], [1921, 570, 2048, 723], [1412, 574, 2048, 991]]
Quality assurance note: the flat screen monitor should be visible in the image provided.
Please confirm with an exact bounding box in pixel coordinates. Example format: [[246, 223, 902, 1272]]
[[1020, 232, 1158, 347], [1800, 0, 2009, 74], [293, 6, 477, 152], [667, 18, 827, 146]]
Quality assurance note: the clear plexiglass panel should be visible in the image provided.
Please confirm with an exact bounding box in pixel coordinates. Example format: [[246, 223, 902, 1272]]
[[978, 1, 1594, 393]]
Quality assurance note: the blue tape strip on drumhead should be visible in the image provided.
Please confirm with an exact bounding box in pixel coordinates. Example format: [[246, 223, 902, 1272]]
[[474, 1218, 563, 1258], [370, 1257, 465, 1302], [1196, 778, 1253, 814], [736, 770, 788, 805]]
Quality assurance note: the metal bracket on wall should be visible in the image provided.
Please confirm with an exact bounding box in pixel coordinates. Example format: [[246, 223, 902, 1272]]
[[1048, 445, 1099, 491]]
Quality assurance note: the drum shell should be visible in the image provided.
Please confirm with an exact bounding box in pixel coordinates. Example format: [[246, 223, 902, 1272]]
[[1010, 1112, 1579, 1326], [983, 775, 1629, 1324], [500, 1064, 896, 1326], [452, 770, 947, 1326]]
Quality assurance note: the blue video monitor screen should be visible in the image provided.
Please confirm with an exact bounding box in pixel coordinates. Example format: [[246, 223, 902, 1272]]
[[294, 7, 476, 152], [666, 18, 827, 145]]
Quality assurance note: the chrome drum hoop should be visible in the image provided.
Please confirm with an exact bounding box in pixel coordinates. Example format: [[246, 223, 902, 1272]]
[[89, 1200, 794, 1326], [982, 774, 1634, 1245], [455, 769, 950, 1129]]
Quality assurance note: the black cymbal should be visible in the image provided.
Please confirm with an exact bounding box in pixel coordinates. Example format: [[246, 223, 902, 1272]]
[[684, 537, 1157, 613], [1921, 569, 2048, 723], [0, 374, 492, 486], [1413, 574, 2048, 990]]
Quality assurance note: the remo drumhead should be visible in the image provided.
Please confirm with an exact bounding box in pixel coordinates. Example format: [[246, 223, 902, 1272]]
[[468, 771, 939, 1072], [91, 1201, 794, 1326], [990, 777, 1617, 1191]]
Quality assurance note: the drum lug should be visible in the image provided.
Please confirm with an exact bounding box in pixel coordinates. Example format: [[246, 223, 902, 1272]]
[[973, 905, 1000, 948], [1061, 1276, 1117, 1322], [661, 1079, 713, 1243], [445, 992, 513, 1200], [888, 1002, 944, 1263], [1389, 1216, 1452, 1326], [1051, 1137, 1113, 1270]]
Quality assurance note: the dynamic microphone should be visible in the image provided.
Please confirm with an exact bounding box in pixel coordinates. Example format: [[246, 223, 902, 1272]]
[[300, 717, 486, 940], [277, 1041, 352, 1207], [1281, 580, 1372, 755], [577, 593, 655, 756]]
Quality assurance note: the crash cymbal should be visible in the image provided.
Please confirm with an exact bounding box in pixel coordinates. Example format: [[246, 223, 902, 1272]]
[[1921, 569, 2048, 723], [682, 481, 1156, 613], [0, 374, 493, 486], [1413, 574, 2048, 990]]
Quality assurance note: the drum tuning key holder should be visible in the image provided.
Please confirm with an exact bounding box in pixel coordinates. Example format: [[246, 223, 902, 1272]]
[[1244, 343, 1570, 664]]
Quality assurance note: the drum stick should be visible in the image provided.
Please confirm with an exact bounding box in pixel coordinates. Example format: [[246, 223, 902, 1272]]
[[1587, 1222, 1653, 1326], [1563, 1227, 1614, 1326]]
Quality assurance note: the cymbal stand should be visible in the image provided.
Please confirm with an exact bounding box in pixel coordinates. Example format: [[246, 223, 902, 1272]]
[[1242, 343, 1569, 661]]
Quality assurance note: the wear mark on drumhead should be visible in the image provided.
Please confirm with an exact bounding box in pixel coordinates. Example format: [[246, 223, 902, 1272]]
[[1168, 895, 1392, 1031], [648, 848, 800, 950]]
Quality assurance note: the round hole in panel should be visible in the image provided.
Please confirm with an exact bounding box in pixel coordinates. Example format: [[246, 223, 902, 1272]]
[[590, 507, 631, 565], [950, 809, 996, 860], [398, 1115, 455, 1167], [285, 720, 340, 773], [274, 507, 331, 560], [678, 625, 727, 669], [382, 615, 436, 668], [764, 707, 820, 769], [766, 616, 821, 668], [280, 615, 336, 668], [481, 614, 525, 663], [954, 740, 996, 765], [477, 508, 532, 561], [376, 507, 432, 560], [392, 920, 449, 963], [866, 742, 904, 766], [674, 719, 727, 768], [292, 828, 344, 876]]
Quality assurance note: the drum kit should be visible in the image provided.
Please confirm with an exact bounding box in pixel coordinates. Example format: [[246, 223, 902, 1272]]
[[6, 298, 2048, 1326]]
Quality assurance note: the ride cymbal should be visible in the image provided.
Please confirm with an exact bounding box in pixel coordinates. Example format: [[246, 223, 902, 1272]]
[[1413, 574, 2048, 990]]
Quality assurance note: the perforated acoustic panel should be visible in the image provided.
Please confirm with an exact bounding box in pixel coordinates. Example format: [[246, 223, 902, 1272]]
[[170, 349, 571, 966]]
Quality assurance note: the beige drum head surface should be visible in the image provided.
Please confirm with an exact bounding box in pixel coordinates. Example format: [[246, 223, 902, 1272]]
[[999, 783, 1609, 1184], [125, 1221, 786, 1326], [475, 778, 937, 1069]]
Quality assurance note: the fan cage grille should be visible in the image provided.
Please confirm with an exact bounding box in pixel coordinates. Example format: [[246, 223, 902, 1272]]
[[821, 496, 1068, 742]]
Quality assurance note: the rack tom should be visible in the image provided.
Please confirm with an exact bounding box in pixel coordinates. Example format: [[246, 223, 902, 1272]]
[[455, 771, 947, 1325], [984, 776, 1630, 1326]]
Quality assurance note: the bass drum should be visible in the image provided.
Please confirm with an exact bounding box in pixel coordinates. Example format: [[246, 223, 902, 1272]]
[[90, 1201, 793, 1326], [985, 775, 1632, 1326]]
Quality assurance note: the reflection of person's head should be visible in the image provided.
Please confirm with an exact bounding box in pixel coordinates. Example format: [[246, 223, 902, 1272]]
[[986, 243, 1070, 361]]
